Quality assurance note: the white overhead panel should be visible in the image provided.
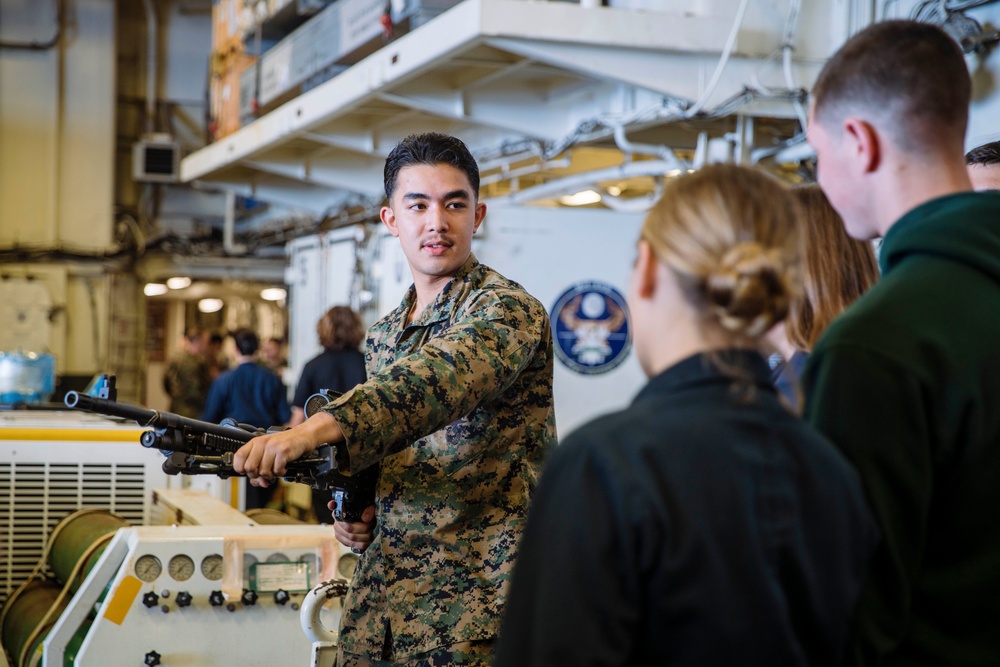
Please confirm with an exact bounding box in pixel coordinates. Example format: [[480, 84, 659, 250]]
[[182, 0, 840, 212]]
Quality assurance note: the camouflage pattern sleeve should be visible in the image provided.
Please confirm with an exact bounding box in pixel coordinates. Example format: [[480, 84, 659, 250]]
[[325, 289, 547, 474], [165, 353, 211, 419]]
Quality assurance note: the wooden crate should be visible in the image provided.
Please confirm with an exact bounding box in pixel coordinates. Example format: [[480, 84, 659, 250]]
[[210, 49, 256, 140], [212, 0, 245, 55]]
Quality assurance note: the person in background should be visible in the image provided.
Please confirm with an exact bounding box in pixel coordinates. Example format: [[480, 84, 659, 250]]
[[289, 305, 367, 522], [261, 337, 288, 378], [163, 326, 211, 418], [232, 133, 556, 666], [207, 331, 230, 380], [966, 140, 1000, 191], [768, 184, 879, 409], [202, 328, 291, 510], [495, 165, 877, 667], [804, 20, 1000, 665]]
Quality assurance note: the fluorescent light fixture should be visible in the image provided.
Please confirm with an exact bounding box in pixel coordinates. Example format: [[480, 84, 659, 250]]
[[166, 276, 192, 290], [666, 169, 682, 177], [198, 298, 224, 313], [558, 190, 602, 206], [143, 283, 168, 297], [260, 287, 287, 302], [606, 186, 622, 197]]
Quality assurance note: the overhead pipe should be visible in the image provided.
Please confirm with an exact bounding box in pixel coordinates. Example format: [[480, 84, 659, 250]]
[[140, 0, 159, 133], [611, 123, 687, 172], [505, 160, 677, 205], [0, 0, 63, 50], [224, 189, 248, 255]]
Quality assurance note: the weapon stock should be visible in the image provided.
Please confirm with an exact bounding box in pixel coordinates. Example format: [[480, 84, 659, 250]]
[[64, 374, 377, 522]]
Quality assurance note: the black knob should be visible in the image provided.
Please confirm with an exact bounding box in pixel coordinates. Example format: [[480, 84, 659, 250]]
[[142, 592, 159, 608], [175, 591, 192, 607], [144, 650, 161, 666], [241, 589, 258, 606], [226, 602, 236, 612], [273, 589, 290, 605], [208, 590, 225, 606]]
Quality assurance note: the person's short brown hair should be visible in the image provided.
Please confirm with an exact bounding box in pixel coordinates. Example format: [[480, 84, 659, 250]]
[[966, 141, 1000, 166], [786, 185, 880, 351], [811, 20, 970, 152], [317, 306, 365, 351]]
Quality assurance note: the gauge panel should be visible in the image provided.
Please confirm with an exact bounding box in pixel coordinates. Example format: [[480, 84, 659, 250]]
[[169, 554, 195, 582], [201, 554, 224, 581], [134, 554, 162, 582]]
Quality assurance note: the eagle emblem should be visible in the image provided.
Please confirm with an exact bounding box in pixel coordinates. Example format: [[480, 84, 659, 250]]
[[551, 282, 631, 375]]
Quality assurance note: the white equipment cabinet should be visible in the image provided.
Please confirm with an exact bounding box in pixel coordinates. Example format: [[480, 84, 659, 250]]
[[0, 411, 167, 609], [42, 524, 353, 667]]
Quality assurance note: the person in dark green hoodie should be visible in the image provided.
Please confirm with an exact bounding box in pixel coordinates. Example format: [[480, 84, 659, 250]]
[[804, 20, 1000, 666]]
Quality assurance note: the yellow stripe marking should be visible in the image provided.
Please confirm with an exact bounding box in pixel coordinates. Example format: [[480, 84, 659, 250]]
[[0, 428, 144, 442], [103, 575, 142, 625]]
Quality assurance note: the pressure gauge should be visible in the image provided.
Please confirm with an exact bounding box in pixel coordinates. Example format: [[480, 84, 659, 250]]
[[134, 554, 162, 582], [169, 554, 195, 582], [243, 553, 259, 580], [338, 552, 359, 579], [265, 552, 290, 563], [299, 553, 320, 576], [201, 554, 224, 581]]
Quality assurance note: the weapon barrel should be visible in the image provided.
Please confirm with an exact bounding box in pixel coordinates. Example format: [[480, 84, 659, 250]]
[[64, 391, 157, 424], [64, 391, 256, 445]]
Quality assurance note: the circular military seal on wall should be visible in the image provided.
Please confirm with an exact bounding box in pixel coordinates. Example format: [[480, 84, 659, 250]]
[[551, 281, 631, 375]]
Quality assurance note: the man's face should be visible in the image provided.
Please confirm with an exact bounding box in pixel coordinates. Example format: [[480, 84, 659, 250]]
[[381, 163, 486, 287], [807, 106, 876, 240], [968, 163, 1000, 192]]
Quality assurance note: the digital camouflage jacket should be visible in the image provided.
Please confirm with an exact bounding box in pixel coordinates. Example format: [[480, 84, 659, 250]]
[[325, 254, 556, 661], [163, 351, 211, 419]]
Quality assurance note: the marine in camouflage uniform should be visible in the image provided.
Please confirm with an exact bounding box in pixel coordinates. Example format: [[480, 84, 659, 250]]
[[325, 253, 556, 665], [163, 350, 211, 419], [231, 132, 557, 666]]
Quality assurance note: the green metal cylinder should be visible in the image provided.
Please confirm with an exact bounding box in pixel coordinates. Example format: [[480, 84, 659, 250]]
[[62, 616, 92, 667], [47, 509, 129, 594], [1, 578, 69, 667]]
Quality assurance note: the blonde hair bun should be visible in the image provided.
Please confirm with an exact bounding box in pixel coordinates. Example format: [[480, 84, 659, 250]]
[[706, 243, 791, 338]]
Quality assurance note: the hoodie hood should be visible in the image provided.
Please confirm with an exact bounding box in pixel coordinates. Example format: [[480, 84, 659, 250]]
[[881, 192, 1000, 282]]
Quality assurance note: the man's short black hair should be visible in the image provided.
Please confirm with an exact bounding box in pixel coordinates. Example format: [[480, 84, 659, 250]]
[[966, 141, 1000, 166], [383, 133, 480, 202], [232, 329, 259, 357]]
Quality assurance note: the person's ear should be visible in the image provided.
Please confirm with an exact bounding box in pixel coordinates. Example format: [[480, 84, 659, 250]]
[[473, 201, 486, 233], [635, 241, 658, 299], [844, 117, 881, 174], [380, 205, 399, 237]]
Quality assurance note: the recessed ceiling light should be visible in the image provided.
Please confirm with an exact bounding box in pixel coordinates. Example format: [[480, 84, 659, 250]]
[[260, 287, 287, 301], [198, 298, 224, 313]]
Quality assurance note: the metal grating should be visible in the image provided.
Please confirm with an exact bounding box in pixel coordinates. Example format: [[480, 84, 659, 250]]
[[0, 462, 146, 608]]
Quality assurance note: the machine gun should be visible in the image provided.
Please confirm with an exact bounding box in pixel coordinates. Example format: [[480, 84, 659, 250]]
[[63, 374, 378, 523]]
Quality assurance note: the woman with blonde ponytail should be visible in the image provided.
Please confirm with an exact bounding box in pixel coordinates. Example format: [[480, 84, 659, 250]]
[[496, 165, 878, 667]]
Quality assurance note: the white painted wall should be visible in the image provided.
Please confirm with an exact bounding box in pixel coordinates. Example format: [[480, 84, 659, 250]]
[[0, 0, 116, 377]]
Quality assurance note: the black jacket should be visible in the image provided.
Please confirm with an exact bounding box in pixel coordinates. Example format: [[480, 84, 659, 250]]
[[498, 350, 877, 666]]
